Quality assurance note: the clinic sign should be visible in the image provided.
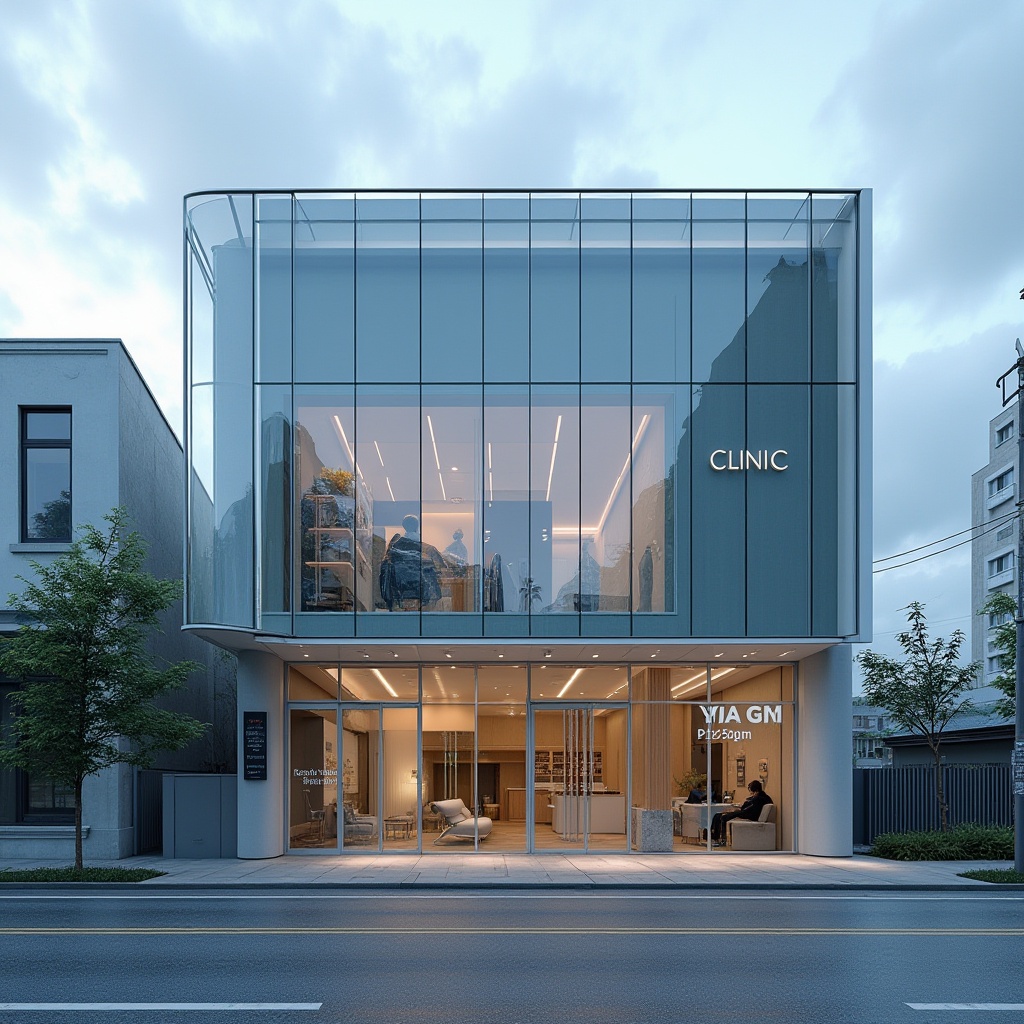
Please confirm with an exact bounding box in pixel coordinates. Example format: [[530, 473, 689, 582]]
[[697, 704, 783, 742], [709, 449, 789, 472]]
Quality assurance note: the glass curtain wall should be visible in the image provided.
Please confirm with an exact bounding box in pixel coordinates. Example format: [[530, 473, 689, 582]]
[[186, 190, 862, 641]]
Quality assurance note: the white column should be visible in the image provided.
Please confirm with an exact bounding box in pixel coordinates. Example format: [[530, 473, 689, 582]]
[[797, 645, 853, 857], [236, 650, 285, 859]]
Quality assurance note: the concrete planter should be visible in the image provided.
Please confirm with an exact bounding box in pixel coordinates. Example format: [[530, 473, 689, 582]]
[[630, 807, 673, 852]]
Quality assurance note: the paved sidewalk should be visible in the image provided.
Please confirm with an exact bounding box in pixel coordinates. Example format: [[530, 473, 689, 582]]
[[1, 852, 1016, 888]]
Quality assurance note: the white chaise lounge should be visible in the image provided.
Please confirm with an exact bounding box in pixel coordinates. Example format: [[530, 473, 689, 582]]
[[430, 798, 493, 844]]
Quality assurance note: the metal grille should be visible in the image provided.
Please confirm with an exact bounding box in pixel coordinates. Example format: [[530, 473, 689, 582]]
[[854, 765, 1013, 845]]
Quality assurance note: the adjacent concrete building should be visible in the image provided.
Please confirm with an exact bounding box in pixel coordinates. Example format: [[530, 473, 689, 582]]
[[0, 338, 225, 860]]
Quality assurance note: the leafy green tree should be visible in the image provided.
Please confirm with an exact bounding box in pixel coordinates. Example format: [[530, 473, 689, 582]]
[[979, 592, 1017, 718], [0, 508, 207, 869], [856, 601, 979, 830]]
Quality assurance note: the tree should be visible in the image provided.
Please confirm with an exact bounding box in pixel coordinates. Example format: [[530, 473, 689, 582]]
[[856, 601, 979, 830], [979, 592, 1017, 718], [0, 508, 207, 870]]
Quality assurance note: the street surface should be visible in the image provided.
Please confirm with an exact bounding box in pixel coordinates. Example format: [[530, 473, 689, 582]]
[[0, 889, 1021, 1023]]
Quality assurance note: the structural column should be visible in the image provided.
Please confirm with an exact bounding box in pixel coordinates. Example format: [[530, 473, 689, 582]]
[[796, 645, 853, 856], [236, 650, 286, 859]]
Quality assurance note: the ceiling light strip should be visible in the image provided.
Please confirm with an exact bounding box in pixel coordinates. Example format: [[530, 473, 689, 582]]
[[426, 415, 447, 502], [595, 414, 650, 538], [545, 414, 562, 504], [371, 668, 398, 698], [556, 667, 583, 698]]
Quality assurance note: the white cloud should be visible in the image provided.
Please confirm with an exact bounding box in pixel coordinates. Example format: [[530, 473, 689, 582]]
[[0, 0, 1021, 657]]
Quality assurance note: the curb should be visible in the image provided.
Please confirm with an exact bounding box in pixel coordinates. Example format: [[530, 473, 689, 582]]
[[1, 881, 1021, 892]]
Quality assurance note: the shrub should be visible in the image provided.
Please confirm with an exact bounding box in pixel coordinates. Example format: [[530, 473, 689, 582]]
[[870, 823, 1013, 861], [959, 868, 1024, 884]]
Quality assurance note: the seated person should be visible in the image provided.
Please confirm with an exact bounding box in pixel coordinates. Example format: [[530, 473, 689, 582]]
[[710, 780, 772, 847], [684, 785, 707, 804]]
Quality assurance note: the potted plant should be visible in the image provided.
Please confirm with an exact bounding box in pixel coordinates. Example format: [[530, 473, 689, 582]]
[[674, 768, 708, 799]]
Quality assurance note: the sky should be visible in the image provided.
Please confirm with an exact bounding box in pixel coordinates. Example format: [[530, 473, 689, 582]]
[[1, 0, 1022, 664]]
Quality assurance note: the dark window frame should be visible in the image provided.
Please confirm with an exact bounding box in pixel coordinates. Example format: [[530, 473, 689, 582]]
[[0, 678, 76, 825], [20, 406, 72, 543]]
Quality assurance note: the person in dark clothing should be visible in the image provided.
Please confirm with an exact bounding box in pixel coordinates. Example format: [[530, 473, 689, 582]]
[[379, 515, 445, 610], [710, 780, 772, 846], [684, 785, 707, 804]]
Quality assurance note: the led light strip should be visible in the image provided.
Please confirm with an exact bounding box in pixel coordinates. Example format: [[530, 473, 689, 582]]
[[556, 667, 583, 698], [545, 414, 562, 503], [426, 415, 447, 502], [371, 668, 397, 697], [595, 414, 650, 538]]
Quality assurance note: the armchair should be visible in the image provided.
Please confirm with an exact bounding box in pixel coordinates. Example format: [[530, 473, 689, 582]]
[[342, 803, 377, 845], [729, 804, 777, 850], [430, 798, 493, 844]]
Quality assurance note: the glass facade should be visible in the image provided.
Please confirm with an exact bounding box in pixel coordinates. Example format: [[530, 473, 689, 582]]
[[185, 190, 865, 641], [283, 660, 794, 854]]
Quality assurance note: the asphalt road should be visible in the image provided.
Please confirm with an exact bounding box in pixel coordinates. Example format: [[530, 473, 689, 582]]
[[0, 889, 1022, 1023]]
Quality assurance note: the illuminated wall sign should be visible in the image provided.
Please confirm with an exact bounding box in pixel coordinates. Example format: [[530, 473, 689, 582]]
[[709, 449, 789, 472], [696, 704, 783, 742]]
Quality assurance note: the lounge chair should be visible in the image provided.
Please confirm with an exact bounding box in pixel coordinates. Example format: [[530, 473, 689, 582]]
[[430, 798, 492, 844]]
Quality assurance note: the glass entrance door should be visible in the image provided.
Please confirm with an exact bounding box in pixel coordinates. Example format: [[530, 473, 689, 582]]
[[531, 704, 628, 853], [339, 705, 419, 852]]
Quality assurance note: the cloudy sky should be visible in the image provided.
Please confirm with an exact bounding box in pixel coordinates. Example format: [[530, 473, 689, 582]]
[[1, 0, 1022, 662]]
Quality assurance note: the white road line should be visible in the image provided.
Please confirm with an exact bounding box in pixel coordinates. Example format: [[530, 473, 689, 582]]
[[908, 1005, 1024, 1011], [0, 1004, 321, 1012], [0, 893, 1021, 902]]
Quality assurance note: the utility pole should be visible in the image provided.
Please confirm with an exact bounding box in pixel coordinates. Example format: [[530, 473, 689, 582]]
[[996, 338, 1024, 873]]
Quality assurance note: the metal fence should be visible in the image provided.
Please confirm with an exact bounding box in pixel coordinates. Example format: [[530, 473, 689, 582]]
[[853, 765, 1014, 846], [135, 769, 165, 855]]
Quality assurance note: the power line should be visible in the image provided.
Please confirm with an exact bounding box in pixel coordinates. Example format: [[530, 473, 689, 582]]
[[873, 509, 1017, 565], [873, 513, 1018, 574]]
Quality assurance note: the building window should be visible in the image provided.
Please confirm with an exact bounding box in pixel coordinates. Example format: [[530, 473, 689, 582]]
[[988, 468, 1014, 497], [21, 407, 72, 542], [988, 606, 1014, 629], [996, 421, 1014, 446], [0, 680, 76, 824], [986, 654, 1004, 676], [988, 551, 1014, 578]]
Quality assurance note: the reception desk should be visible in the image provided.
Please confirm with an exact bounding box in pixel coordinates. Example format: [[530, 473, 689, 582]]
[[551, 793, 626, 835]]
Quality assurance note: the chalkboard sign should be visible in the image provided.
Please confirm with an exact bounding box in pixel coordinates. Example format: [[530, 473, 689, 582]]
[[243, 711, 268, 781]]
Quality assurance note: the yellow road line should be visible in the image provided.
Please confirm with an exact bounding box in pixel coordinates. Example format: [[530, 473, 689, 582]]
[[1, 927, 1021, 936]]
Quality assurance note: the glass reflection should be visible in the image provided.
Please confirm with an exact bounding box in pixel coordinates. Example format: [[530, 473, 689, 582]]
[[296, 390, 358, 613]]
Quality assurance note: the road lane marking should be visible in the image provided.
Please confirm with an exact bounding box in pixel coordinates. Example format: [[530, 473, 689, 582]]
[[908, 1005, 1024, 1011], [2, 894, 1022, 902], [0, 926, 1021, 936], [0, 1004, 321, 1012]]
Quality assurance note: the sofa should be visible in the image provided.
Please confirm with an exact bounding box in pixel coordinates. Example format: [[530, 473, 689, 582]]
[[729, 803, 777, 850]]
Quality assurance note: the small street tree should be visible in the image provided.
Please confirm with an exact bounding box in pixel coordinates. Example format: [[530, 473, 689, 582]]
[[979, 592, 1017, 718], [0, 508, 207, 870], [856, 601, 979, 830]]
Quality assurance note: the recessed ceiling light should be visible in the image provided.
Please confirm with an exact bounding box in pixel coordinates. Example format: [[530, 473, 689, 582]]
[[451, 466, 459, 472], [592, 654, 599, 659], [498, 653, 504, 659], [544, 650, 552, 658], [445, 650, 453, 659], [303, 654, 309, 658], [363, 652, 370, 659]]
